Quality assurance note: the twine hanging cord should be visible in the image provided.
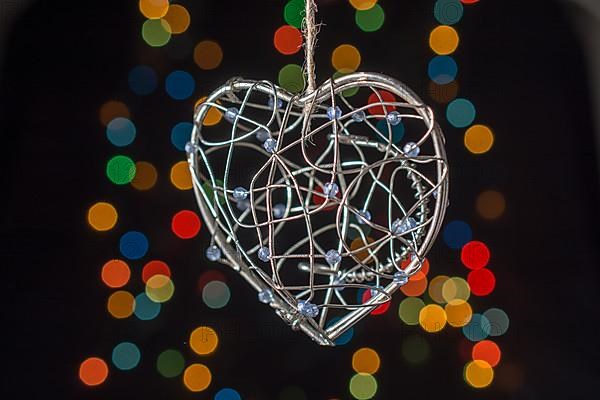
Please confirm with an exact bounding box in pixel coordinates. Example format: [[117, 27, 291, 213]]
[[303, 0, 320, 93]]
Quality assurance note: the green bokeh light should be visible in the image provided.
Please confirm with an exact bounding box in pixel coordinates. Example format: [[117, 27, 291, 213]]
[[355, 4, 385, 32], [349, 373, 377, 400], [401, 334, 431, 364], [284, 0, 304, 28], [142, 19, 171, 47], [106, 155, 136, 185], [278, 64, 305, 93], [156, 349, 185, 378], [398, 297, 425, 325]]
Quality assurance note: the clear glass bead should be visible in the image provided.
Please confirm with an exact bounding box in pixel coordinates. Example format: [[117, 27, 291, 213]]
[[386, 111, 402, 126], [298, 300, 319, 317], [327, 106, 342, 120], [205, 245, 221, 261], [232, 186, 248, 200], [264, 138, 278, 153], [370, 285, 383, 296], [273, 203, 286, 219], [258, 246, 271, 262], [403, 141, 420, 157], [357, 210, 371, 224], [184, 142, 197, 154], [323, 182, 339, 198], [256, 128, 270, 143], [258, 289, 274, 304], [391, 217, 418, 235], [333, 276, 345, 291], [224, 107, 239, 123], [352, 110, 366, 122], [393, 270, 409, 285], [325, 249, 341, 266], [268, 96, 283, 109]]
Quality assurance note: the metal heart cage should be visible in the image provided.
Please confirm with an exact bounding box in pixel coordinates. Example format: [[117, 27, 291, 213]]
[[187, 72, 449, 346]]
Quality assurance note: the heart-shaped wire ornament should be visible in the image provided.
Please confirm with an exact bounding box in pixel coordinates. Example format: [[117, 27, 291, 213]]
[[187, 72, 449, 345]]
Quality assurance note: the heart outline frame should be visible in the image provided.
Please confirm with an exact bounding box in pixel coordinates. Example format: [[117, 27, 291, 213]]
[[188, 72, 449, 345]]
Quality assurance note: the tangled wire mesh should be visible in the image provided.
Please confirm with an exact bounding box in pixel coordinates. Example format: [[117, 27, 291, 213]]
[[187, 72, 449, 345]]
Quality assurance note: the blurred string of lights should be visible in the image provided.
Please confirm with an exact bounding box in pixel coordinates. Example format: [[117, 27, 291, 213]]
[[81, 0, 511, 398]]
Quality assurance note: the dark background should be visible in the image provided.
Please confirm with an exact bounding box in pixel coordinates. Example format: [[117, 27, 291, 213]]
[[2, 0, 599, 398]]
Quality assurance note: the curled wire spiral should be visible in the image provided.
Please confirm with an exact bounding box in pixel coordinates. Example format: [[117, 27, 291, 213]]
[[187, 72, 449, 345]]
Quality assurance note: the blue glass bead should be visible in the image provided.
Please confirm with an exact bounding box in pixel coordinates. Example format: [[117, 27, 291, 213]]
[[258, 289, 274, 304], [386, 111, 402, 126], [393, 270, 409, 285], [258, 246, 271, 262], [232, 186, 248, 200], [357, 210, 371, 224], [256, 128, 270, 143], [273, 203, 286, 219], [370, 285, 384, 296], [205, 245, 221, 261], [236, 199, 250, 211], [298, 300, 319, 317], [323, 182, 339, 198], [351, 110, 366, 122], [268, 96, 283, 109], [327, 106, 342, 120], [333, 276, 346, 291], [325, 249, 341, 266], [184, 142, 197, 154], [264, 138, 278, 153], [391, 217, 418, 235], [224, 107, 239, 123], [403, 141, 420, 157]]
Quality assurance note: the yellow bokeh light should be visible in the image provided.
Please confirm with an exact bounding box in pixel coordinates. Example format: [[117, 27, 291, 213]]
[[183, 363, 212, 392], [476, 190, 506, 220], [445, 299, 473, 327], [442, 277, 471, 303], [419, 304, 447, 333], [349, 0, 378, 11], [464, 360, 494, 388], [195, 96, 223, 126], [190, 326, 219, 355], [139, 0, 169, 19], [352, 348, 380, 374], [331, 44, 361, 73], [146, 274, 175, 303], [429, 25, 460, 55], [87, 202, 118, 231], [131, 161, 157, 190], [464, 124, 494, 154], [170, 161, 192, 190], [428, 275, 449, 304], [163, 4, 190, 34], [107, 290, 135, 319], [194, 40, 223, 70]]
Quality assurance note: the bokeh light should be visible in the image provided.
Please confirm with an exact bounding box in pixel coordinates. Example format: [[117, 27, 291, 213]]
[[367, 90, 396, 115], [190, 326, 219, 355], [461, 241, 490, 270], [171, 121, 193, 151], [278, 64, 305, 93], [139, 0, 169, 19], [112, 342, 141, 371], [172, 210, 202, 239], [194, 40, 223, 70], [464, 360, 494, 388], [467, 268, 496, 296], [183, 363, 212, 392], [101, 259, 130, 288], [332, 44, 361, 72], [472, 339, 501, 367], [119, 231, 149, 260], [156, 349, 185, 378], [398, 297, 425, 325], [202, 280, 231, 309], [106, 117, 136, 147], [79, 357, 109, 386], [434, 0, 464, 25], [428, 80, 459, 103], [88, 202, 118, 231], [170, 161, 193, 190], [107, 290, 135, 319], [99, 100, 130, 126], [106, 155, 136, 185], [443, 220, 472, 249], [141, 19, 172, 47], [165, 70, 195, 100], [400, 271, 428, 297], [429, 25, 459, 55], [163, 4, 190, 34], [361, 287, 391, 315], [350, 0, 378, 11], [476, 190, 506, 220], [419, 304, 447, 333], [146, 274, 175, 303], [462, 313, 492, 342], [284, 0, 304, 28], [441, 277, 471, 302], [352, 348, 380, 374], [128, 65, 158, 95], [446, 98, 476, 128], [195, 97, 223, 126], [355, 4, 385, 32], [483, 308, 510, 337], [274, 25, 303, 55], [142, 260, 171, 283], [464, 124, 494, 154], [215, 388, 242, 400], [402, 334, 431, 364], [131, 161, 158, 190], [428, 56, 458, 84], [428, 275, 449, 303], [375, 119, 405, 143], [349, 373, 378, 400], [445, 299, 473, 327], [134, 292, 161, 320]]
